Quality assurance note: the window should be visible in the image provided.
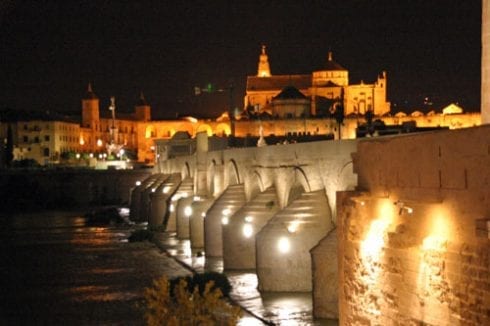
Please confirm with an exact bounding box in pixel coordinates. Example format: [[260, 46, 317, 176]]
[[44, 135, 50, 141], [23, 136, 28, 143], [43, 148, 50, 157], [34, 136, 39, 143]]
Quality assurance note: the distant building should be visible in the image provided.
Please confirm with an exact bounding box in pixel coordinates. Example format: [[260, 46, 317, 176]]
[[244, 46, 390, 117], [0, 47, 483, 167]]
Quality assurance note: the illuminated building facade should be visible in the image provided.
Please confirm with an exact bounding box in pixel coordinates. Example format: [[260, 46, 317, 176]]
[[244, 46, 391, 117]]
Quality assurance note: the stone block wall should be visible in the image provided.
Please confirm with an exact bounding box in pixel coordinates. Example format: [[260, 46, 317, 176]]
[[338, 126, 490, 325]]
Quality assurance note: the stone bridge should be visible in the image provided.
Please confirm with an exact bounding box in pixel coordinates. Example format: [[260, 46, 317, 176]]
[[129, 134, 357, 310]]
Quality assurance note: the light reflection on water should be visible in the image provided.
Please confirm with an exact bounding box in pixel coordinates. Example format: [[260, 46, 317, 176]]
[[161, 234, 338, 326]]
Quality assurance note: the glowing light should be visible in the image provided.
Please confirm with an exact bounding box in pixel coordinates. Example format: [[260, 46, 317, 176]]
[[184, 206, 192, 217], [135, 181, 141, 186], [89, 153, 93, 158], [162, 186, 171, 194], [242, 223, 253, 238], [151, 188, 156, 193], [421, 235, 446, 252], [75, 153, 80, 159], [244, 216, 253, 222], [79, 137, 85, 145], [97, 139, 103, 147], [193, 196, 201, 201], [201, 212, 206, 218], [287, 221, 300, 233], [222, 208, 231, 216], [119, 149, 125, 156], [221, 217, 229, 225], [277, 237, 290, 253], [169, 204, 174, 212], [360, 218, 390, 260]]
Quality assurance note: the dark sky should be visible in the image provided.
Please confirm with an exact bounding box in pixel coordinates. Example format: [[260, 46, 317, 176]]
[[0, 0, 482, 119]]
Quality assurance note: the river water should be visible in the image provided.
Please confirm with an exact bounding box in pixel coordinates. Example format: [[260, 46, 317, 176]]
[[0, 211, 337, 325]]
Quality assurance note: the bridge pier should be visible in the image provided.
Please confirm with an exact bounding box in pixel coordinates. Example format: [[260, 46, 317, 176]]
[[189, 198, 214, 250], [129, 174, 160, 222], [222, 186, 279, 270], [256, 189, 333, 291], [166, 177, 194, 232], [204, 184, 246, 257], [311, 228, 338, 319], [176, 196, 193, 239]]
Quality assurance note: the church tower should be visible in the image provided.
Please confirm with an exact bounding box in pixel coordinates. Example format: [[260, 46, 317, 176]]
[[257, 45, 271, 77], [134, 92, 151, 121], [81, 83, 100, 129]]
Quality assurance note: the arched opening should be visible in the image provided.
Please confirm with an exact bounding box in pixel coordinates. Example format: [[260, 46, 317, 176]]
[[182, 162, 191, 179], [207, 160, 216, 196], [196, 124, 213, 136], [215, 123, 231, 136], [227, 159, 240, 185], [145, 125, 156, 138], [248, 171, 265, 200], [285, 167, 311, 206]]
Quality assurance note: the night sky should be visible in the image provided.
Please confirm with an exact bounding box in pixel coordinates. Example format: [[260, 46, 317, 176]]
[[0, 1, 482, 119]]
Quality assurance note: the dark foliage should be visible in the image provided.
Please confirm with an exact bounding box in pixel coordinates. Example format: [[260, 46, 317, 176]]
[[128, 229, 154, 242], [170, 272, 232, 298]]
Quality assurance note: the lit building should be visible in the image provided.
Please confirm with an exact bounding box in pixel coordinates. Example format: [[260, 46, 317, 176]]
[[244, 46, 391, 117]]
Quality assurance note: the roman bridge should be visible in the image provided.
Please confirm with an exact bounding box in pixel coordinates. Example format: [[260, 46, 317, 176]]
[[130, 134, 357, 300]]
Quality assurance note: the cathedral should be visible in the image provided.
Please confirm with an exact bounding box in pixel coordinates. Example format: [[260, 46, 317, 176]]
[[244, 46, 391, 118]]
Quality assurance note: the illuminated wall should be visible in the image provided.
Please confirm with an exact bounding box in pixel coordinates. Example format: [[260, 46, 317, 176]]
[[336, 125, 490, 325], [483, 0, 490, 124]]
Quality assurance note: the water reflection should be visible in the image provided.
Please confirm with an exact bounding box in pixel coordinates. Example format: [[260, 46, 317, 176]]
[[159, 233, 338, 325]]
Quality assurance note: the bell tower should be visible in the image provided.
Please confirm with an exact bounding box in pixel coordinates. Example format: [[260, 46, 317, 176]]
[[81, 83, 100, 129], [135, 92, 151, 121], [257, 45, 271, 77]]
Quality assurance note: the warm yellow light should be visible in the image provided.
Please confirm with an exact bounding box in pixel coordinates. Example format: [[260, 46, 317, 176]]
[[287, 221, 300, 233], [97, 139, 103, 147], [244, 216, 253, 222], [79, 137, 85, 145], [277, 237, 290, 253], [184, 206, 192, 217], [151, 188, 156, 193], [169, 204, 174, 212], [360, 219, 390, 260], [222, 208, 231, 216], [421, 235, 446, 252], [135, 181, 141, 186], [242, 223, 253, 238], [162, 186, 170, 194], [221, 217, 229, 225], [201, 212, 206, 218]]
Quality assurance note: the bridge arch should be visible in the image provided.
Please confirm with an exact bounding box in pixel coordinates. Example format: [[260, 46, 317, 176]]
[[284, 166, 311, 207], [182, 161, 191, 179], [226, 159, 240, 185]]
